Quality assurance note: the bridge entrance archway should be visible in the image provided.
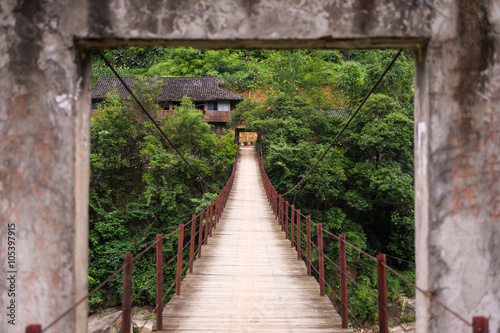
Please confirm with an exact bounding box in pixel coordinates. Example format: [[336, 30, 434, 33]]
[[2, 2, 500, 332]]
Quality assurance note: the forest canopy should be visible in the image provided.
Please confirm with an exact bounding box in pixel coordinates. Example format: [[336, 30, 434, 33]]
[[90, 47, 415, 327]]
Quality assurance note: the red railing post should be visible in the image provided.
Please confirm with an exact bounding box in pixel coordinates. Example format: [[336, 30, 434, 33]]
[[473, 316, 489, 333], [268, 181, 272, 204], [272, 188, 276, 218], [220, 189, 225, 213], [270, 187, 273, 209], [267, 180, 270, 200], [306, 215, 311, 275], [339, 234, 348, 329], [317, 223, 325, 296], [122, 253, 133, 333], [220, 189, 224, 214], [26, 325, 41, 333], [219, 191, 223, 216], [204, 206, 210, 245], [156, 234, 163, 330], [377, 254, 388, 333], [267, 180, 271, 202], [218, 193, 221, 223], [275, 191, 278, 218], [189, 214, 196, 273], [176, 223, 185, 296], [222, 188, 225, 211], [278, 194, 282, 226], [282, 196, 285, 228], [209, 199, 214, 234], [273, 190, 277, 218], [225, 185, 229, 205], [291, 205, 295, 248], [270, 188, 273, 210], [296, 209, 301, 260], [215, 195, 220, 227], [280, 197, 284, 231], [198, 210, 204, 258], [285, 201, 289, 238]]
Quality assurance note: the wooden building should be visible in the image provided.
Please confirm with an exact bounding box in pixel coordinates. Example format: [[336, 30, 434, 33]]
[[91, 76, 243, 133]]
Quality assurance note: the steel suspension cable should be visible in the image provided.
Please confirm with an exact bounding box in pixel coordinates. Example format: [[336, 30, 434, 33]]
[[139, 278, 177, 332], [321, 227, 470, 326], [130, 254, 178, 305], [380, 261, 472, 327], [138, 260, 191, 332], [282, 49, 402, 196], [324, 253, 340, 271], [281, 198, 471, 328], [131, 223, 197, 305], [98, 50, 217, 193], [42, 263, 128, 332], [298, 212, 414, 265], [323, 278, 341, 303]]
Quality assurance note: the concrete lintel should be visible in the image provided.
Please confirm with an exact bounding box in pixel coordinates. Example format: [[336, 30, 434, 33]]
[[76, 37, 429, 51]]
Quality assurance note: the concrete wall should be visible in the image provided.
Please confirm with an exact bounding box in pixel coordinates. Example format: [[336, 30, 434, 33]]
[[415, 2, 500, 332], [0, 0, 499, 332], [1, 2, 91, 333]]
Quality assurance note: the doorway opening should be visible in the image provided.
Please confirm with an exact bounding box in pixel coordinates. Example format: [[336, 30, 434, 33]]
[[88, 46, 416, 330]]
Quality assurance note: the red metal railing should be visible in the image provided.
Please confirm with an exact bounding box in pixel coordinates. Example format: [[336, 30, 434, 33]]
[[256, 146, 490, 333], [26, 151, 239, 333]]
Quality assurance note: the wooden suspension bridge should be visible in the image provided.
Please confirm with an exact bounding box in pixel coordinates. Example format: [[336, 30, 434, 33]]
[[158, 146, 350, 332]]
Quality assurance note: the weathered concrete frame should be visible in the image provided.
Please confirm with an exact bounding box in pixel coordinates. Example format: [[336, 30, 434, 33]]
[[1, 1, 499, 333]]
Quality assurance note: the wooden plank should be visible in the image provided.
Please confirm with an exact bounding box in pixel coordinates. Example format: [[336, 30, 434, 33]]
[[158, 147, 353, 333]]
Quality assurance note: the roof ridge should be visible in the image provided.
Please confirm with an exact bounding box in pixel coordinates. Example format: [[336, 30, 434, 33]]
[[92, 76, 242, 101]]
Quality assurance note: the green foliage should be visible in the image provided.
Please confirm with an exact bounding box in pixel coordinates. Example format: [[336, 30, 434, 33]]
[[93, 47, 347, 96], [90, 47, 416, 326], [144, 48, 258, 90], [228, 98, 258, 128], [164, 96, 217, 159], [88, 80, 236, 310], [261, 50, 334, 93], [335, 61, 366, 106], [91, 49, 161, 84]]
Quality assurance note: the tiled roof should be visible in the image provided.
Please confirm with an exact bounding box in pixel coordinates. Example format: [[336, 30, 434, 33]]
[[92, 76, 243, 101]]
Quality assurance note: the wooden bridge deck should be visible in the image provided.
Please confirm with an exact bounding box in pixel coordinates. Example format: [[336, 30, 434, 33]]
[[159, 146, 351, 332]]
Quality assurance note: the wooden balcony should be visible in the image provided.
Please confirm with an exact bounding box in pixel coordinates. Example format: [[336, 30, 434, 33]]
[[158, 110, 174, 118], [161, 110, 230, 123], [204, 110, 230, 123]]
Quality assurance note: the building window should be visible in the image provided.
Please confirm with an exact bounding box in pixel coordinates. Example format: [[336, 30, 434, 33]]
[[218, 101, 229, 111], [194, 101, 205, 111], [91, 101, 100, 110], [158, 101, 169, 110], [207, 102, 217, 111]]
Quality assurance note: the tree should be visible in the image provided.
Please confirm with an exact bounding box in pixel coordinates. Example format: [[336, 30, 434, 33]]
[[88, 80, 236, 310]]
